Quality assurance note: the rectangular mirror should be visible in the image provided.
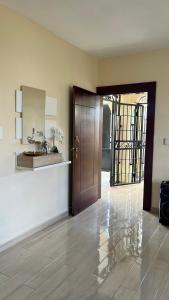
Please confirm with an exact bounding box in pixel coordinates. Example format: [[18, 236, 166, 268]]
[[22, 86, 46, 144]]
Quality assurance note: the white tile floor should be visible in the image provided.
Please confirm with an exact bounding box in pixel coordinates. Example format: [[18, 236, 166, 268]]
[[0, 182, 168, 299]]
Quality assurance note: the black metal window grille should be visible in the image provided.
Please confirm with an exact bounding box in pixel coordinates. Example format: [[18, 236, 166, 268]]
[[110, 100, 145, 186]]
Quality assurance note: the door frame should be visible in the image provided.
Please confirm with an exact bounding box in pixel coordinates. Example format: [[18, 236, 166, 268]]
[[97, 82, 156, 212]]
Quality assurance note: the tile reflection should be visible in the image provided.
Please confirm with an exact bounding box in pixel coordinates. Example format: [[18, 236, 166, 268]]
[[0, 182, 166, 300]]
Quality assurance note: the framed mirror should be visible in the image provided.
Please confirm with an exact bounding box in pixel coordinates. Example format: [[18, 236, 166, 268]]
[[21, 86, 46, 144]]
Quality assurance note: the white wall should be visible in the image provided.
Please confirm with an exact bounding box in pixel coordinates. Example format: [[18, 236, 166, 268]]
[[0, 167, 68, 247]]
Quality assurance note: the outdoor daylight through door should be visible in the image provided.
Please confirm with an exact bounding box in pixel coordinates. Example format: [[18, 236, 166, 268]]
[[102, 93, 147, 187]]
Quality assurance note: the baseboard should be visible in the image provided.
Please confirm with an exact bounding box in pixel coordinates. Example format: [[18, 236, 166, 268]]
[[0, 211, 69, 253]]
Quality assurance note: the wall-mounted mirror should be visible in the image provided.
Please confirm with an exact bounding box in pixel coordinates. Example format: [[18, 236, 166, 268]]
[[22, 86, 46, 144]]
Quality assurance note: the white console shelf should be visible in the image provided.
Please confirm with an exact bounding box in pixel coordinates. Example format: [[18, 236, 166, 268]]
[[0, 161, 71, 181], [16, 160, 71, 173], [34, 160, 71, 171]]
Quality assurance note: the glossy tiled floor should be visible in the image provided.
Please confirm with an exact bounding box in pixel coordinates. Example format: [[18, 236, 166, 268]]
[[0, 183, 168, 299]]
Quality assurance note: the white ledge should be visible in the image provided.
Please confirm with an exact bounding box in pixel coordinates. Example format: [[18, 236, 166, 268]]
[[15, 161, 71, 175], [33, 160, 71, 171], [0, 161, 71, 180]]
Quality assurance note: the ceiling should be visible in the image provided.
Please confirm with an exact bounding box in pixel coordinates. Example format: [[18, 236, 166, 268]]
[[1, 0, 169, 58]]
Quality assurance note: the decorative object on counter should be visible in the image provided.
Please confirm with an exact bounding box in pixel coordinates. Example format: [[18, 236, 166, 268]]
[[27, 136, 41, 147], [50, 127, 64, 153], [17, 127, 64, 169], [41, 139, 49, 154], [45, 120, 57, 139], [57, 128, 64, 145], [50, 146, 59, 153], [51, 127, 56, 147], [17, 152, 63, 169], [27, 128, 49, 153], [26, 125, 64, 155]]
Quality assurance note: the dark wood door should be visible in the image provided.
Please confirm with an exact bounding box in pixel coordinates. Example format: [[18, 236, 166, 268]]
[[70, 86, 102, 216]]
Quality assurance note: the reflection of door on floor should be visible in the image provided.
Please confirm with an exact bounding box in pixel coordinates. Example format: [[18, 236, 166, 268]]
[[102, 93, 147, 187]]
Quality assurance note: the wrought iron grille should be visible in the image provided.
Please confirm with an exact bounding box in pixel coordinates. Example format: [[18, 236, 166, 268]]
[[111, 101, 145, 186]]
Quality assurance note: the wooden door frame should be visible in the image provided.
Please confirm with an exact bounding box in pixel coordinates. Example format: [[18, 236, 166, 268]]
[[97, 82, 156, 212]]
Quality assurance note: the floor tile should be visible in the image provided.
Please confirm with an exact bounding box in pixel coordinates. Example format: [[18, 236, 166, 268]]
[[0, 182, 166, 300]]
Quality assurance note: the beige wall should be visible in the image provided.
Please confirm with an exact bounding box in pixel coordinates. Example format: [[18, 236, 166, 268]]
[[0, 4, 168, 215], [0, 4, 98, 176], [98, 49, 169, 209], [0, 5, 99, 246]]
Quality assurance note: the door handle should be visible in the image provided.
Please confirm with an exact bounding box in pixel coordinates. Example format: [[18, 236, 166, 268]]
[[74, 136, 79, 143], [71, 146, 79, 159], [71, 147, 78, 152]]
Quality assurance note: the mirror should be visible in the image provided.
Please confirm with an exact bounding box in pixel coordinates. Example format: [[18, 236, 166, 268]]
[[22, 86, 46, 144]]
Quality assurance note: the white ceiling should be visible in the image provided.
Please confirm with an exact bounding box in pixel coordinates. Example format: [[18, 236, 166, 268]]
[[1, 0, 169, 57]]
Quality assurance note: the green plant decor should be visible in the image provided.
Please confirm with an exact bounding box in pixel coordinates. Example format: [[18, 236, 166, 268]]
[[50, 146, 59, 153]]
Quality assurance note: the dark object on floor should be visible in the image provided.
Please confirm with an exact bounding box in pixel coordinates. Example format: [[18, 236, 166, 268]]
[[159, 181, 169, 225]]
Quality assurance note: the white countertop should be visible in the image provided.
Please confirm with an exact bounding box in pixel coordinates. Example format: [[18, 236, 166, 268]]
[[0, 161, 71, 180], [16, 160, 71, 172]]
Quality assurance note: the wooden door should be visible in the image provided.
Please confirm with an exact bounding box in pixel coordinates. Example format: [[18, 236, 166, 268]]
[[70, 86, 102, 216]]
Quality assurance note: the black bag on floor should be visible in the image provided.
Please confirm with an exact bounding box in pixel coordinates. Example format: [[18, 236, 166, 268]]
[[159, 181, 169, 225]]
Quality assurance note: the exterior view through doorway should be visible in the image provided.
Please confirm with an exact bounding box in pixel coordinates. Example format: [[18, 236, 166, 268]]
[[97, 82, 156, 212], [102, 92, 147, 187]]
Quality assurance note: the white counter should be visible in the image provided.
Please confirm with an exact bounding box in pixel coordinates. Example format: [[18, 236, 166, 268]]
[[0, 161, 71, 250]]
